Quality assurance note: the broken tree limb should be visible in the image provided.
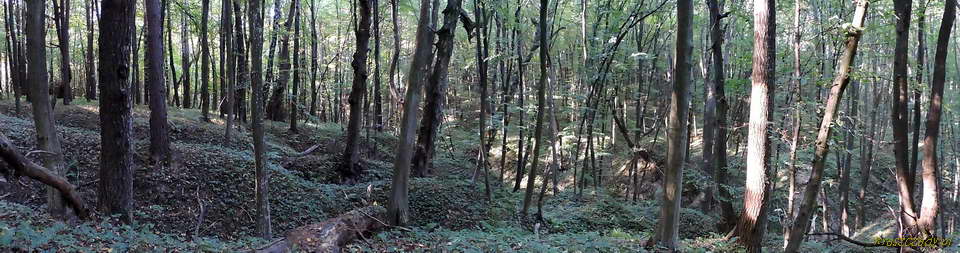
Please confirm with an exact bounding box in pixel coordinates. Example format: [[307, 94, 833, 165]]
[[0, 133, 91, 220], [293, 143, 323, 157], [256, 205, 388, 253]]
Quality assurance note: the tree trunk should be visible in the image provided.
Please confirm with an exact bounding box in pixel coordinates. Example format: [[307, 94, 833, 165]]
[[289, 0, 302, 133], [25, 0, 68, 219], [224, 0, 235, 141], [84, 0, 96, 100], [521, 0, 549, 216], [890, 0, 921, 240], [265, 1, 299, 122], [784, 1, 868, 251], [247, 0, 272, 239], [201, 0, 211, 121], [180, 13, 192, 109], [410, 0, 465, 178], [387, 0, 435, 226], [233, 2, 248, 124], [917, 0, 955, 236], [652, 0, 692, 249], [372, 0, 383, 130], [309, 0, 319, 117], [910, 3, 926, 208], [255, 206, 386, 253], [340, 0, 371, 182], [165, 0, 180, 108], [147, 0, 171, 166], [732, 0, 775, 251], [785, 0, 803, 242], [97, 0, 137, 224], [53, 0, 71, 105], [857, 77, 881, 229]]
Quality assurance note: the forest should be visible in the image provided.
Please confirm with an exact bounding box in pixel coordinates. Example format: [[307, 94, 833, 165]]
[[0, 0, 958, 251]]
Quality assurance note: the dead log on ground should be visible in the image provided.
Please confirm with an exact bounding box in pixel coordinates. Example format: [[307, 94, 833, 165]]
[[255, 205, 388, 253], [0, 133, 91, 220]]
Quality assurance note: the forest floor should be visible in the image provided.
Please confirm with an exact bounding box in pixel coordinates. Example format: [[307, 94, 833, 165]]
[[0, 99, 912, 252]]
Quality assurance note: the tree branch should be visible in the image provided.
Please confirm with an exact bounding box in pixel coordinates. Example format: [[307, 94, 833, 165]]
[[0, 133, 91, 220]]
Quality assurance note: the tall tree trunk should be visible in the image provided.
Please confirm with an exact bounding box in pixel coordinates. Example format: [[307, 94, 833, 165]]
[[201, 0, 211, 121], [373, 0, 383, 130], [732, 0, 775, 251], [784, 1, 868, 251], [652, 0, 692, 249], [917, 0, 955, 236], [340, 0, 372, 182], [289, 0, 302, 133], [147, 0, 171, 166], [84, 0, 96, 100], [97, 0, 136, 224], [521, 0, 549, 216], [705, 0, 735, 229], [890, 0, 921, 240], [839, 81, 860, 236], [233, 2, 248, 124], [165, 0, 180, 108], [224, 0, 235, 141], [248, 0, 272, 239], [53, 0, 71, 105], [309, 0, 319, 117], [25, 0, 68, 219], [266, 1, 299, 121], [409, 0, 465, 178], [857, 76, 881, 229], [5, 0, 21, 115], [181, 13, 193, 109], [910, 3, 927, 205], [387, 0, 435, 226], [785, 0, 803, 242]]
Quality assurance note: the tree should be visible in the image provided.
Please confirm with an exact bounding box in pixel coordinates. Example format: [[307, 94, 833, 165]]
[[224, 0, 236, 140], [25, 0, 68, 219], [201, 0, 211, 121], [248, 0, 272, 239], [521, 0, 549, 216], [53, 0, 72, 105], [84, 0, 96, 101], [147, 0, 171, 166], [917, 0, 955, 236], [181, 13, 192, 109], [652, 0, 692, 249], [784, 1, 869, 251], [387, 0, 436, 226], [289, 0, 303, 133], [731, 0, 775, 251], [340, 0, 371, 182], [97, 0, 137, 224], [265, 0, 299, 121], [890, 0, 921, 240]]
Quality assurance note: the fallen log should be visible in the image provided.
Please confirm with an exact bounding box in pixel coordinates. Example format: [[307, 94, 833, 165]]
[[256, 205, 388, 253], [0, 133, 91, 220]]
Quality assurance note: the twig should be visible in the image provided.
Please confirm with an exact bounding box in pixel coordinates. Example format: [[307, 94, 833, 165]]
[[356, 208, 413, 232], [807, 232, 888, 248]]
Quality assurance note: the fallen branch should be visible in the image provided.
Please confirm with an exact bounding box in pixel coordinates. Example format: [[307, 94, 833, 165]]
[[0, 133, 91, 220], [292, 143, 323, 157], [255, 205, 388, 253], [807, 232, 889, 248]]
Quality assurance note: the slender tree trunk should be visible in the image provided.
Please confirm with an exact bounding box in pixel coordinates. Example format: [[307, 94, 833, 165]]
[[224, 0, 235, 141], [373, 0, 383, 130], [266, 1, 299, 121], [652, 0, 692, 249], [147, 0, 171, 166], [248, 0, 272, 239], [340, 0, 372, 182], [857, 77, 881, 229], [181, 13, 192, 109], [522, 0, 549, 216], [233, 2, 248, 124], [97, 0, 136, 224], [784, 0, 803, 244], [53, 0, 71, 105], [201, 0, 211, 121], [387, 0, 435, 226], [84, 0, 96, 100], [784, 1, 868, 251], [309, 0, 319, 117], [25, 0, 68, 219], [891, 0, 921, 240], [910, 3, 927, 205], [289, 0, 302, 132], [165, 0, 180, 108], [917, 0, 955, 236]]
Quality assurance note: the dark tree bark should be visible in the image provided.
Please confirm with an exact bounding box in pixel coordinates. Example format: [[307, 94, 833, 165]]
[[265, 0, 299, 121], [181, 13, 193, 109], [732, 0, 775, 251], [97, 0, 137, 224], [201, 0, 211, 121], [409, 0, 465, 178], [5, 0, 22, 114], [25, 0, 69, 219], [309, 0, 319, 116], [387, 0, 436, 226], [224, 0, 235, 140], [705, 0, 736, 231], [165, 0, 180, 108], [289, 0, 302, 133], [910, 3, 926, 204], [339, 0, 372, 182], [373, 0, 383, 130], [53, 0, 72, 105], [84, 0, 96, 100], [147, 0, 171, 166], [917, 0, 955, 236], [784, 1, 869, 251], [248, 0, 272, 239], [234, 2, 248, 124], [522, 0, 549, 216]]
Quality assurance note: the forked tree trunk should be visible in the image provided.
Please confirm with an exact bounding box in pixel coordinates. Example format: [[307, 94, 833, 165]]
[[265, 0, 299, 122], [917, 0, 955, 236], [784, 1, 868, 251], [387, 0, 436, 226], [890, 0, 921, 240]]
